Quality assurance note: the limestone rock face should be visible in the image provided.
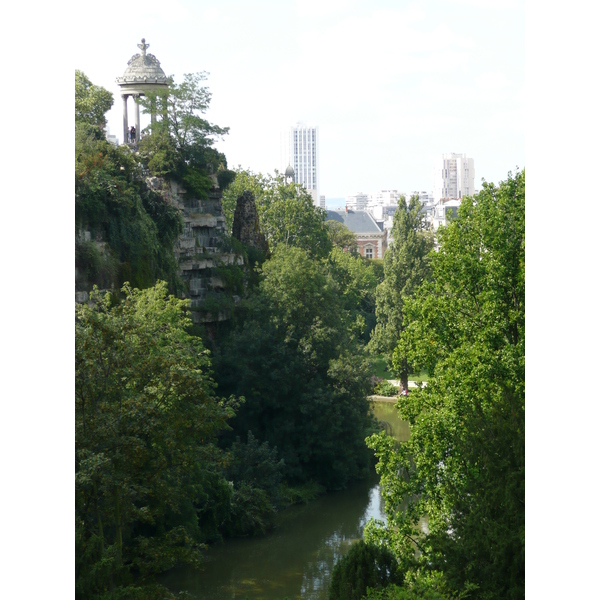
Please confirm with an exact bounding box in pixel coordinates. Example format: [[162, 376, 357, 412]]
[[231, 191, 269, 256], [165, 180, 242, 323]]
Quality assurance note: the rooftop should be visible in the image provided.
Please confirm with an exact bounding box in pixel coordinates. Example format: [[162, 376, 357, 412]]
[[326, 210, 383, 234]]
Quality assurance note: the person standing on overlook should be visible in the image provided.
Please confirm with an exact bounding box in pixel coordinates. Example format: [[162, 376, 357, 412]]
[[129, 125, 136, 143]]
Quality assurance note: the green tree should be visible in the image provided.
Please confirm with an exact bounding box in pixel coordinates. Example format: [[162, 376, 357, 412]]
[[75, 122, 183, 293], [75, 282, 236, 598], [138, 72, 232, 199], [326, 219, 358, 253], [213, 246, 376, 489], [221, 168, 332, 259], [362, 570, 464, 599], [328, 540, 403, 600], [75, 70, 114, 129], [369, 194, 434, 389], [220, 168, 268, 233], [327, 246, 381, 343], [366, 171, 525, 600]]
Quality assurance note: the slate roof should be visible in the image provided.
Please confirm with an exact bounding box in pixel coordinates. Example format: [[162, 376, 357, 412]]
[[326, 210, 383, 234]]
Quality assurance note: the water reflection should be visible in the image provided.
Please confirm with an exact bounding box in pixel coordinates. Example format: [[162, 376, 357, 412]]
[[370, 400, 410, 442], [163, 401, 408, 599], [163, 477, 385, 599]]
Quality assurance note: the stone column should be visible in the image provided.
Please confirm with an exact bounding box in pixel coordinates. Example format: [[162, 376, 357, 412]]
[[121, 94, 129, 144], [134, 94, 141, 142]]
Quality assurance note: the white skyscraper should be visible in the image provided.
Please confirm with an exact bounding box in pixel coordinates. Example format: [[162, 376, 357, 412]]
[[281, 122, 320, 207], [433, 153, 475, 201]]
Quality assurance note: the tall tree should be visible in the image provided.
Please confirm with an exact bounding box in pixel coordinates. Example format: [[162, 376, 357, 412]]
[[221, 168, 332, 259], [369, 195, 434, 389], [138, 72, 231, 199], [76, 282, 236, 598], [75, 70, 114, 129], [213, 246, 376, 489], [326, 219, 358, 254], [327, 246, 381, 343], [366, 171, 525, 600]]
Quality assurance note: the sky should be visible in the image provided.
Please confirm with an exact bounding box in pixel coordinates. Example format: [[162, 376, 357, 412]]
[[72, 0, 525, 202]]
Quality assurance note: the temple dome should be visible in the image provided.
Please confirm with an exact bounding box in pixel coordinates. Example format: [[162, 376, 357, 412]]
[[116, 39, 169, 86], [285, 165, 295, 178]]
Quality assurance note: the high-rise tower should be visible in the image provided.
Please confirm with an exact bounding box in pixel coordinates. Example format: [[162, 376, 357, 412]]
[[281, 122, 320, 207], [433, 153, 475, 201]]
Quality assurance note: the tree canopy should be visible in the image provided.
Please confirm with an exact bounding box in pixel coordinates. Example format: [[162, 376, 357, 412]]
[[213, 245, 377, 489], [326, 219, 359, 254], [221, 168, 333, 259], [75, 282, 237, 598], [137, 73, 232, 199], [366, 171, 525, 600], [75, 70, 114, 129], [75, 119, 183, 293], [369, 194, 434, 388]]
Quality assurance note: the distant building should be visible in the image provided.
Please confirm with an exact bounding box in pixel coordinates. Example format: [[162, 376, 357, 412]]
[[326, 209, 387, 259], [432, 198, 461, 231], [281, 122, 320, 207], [409, 191, 436, 206], [433, 153, 475, 202], [346, 193, 369, 211], [105, 125, 118, 146], [367, 190, 402, 208], [319, 195, 326, 209]]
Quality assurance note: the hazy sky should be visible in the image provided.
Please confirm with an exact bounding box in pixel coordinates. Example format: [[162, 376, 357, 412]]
[[73, 0, 524, 200]]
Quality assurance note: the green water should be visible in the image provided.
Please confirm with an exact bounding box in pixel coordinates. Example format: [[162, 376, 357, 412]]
[[370, 399, 411, 442], [163, 401, 408, 599]]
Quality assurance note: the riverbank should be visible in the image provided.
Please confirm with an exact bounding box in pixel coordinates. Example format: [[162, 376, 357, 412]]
[[369, 395, 399, 402], [161, 474, 385, 599]]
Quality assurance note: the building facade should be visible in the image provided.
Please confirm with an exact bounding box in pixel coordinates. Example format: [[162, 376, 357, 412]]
[[367, 190, 402, 208], [326, 209, 387, 259], [433, 153, 475, 201], [281, 122, 320, 207], [432, 198, 461, 231], [346, 192, 369, 211]]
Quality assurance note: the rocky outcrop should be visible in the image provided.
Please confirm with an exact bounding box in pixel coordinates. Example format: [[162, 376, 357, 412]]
[[163, 179, 243, 323], [231, 191, 269, 256]]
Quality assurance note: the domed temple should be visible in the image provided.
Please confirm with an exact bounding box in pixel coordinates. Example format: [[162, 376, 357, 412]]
[[116, 38, 169, 144]]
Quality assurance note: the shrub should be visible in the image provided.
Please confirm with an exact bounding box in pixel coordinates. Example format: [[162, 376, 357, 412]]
[[328, 540, 403, 600], [374, 380, 398, 397]]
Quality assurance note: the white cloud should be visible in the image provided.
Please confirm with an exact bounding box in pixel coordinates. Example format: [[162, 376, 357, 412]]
[[294, 0, 359, 18], [477, 71, 513, 91], [289, 7, 475, 111], [450, 0, 523, 8]]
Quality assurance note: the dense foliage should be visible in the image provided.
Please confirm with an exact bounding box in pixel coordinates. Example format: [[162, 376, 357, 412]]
[[137, 73, 234, 199], [366, 171, 525, 599], [75, 72, 184, 293], [326, 219, 359, 253], [328, 540, 403, 600], [369, 194, 434, 389], [221, 168, 333, 258], [213, 245, 378, 490], [76, 70, 114, 129], [75, 123, 183, 293], [75, 283, 237, 599]]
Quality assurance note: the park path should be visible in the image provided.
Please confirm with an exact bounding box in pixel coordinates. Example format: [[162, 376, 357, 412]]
[[388, 380, 428, 388]]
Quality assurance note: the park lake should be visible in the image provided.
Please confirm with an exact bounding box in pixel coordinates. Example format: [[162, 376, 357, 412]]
[[162, 400, 408, 599]]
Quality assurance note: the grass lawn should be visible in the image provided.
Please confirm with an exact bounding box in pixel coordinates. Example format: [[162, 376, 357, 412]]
[[370, 355, 392, 379], [369, 354, 429, 382]]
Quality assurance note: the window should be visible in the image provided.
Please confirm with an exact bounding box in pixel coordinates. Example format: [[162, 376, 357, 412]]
[[365, 246, 374, 259]]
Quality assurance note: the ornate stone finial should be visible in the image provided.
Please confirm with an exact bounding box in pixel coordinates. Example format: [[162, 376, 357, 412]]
[[137, 38, 150, 57]]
